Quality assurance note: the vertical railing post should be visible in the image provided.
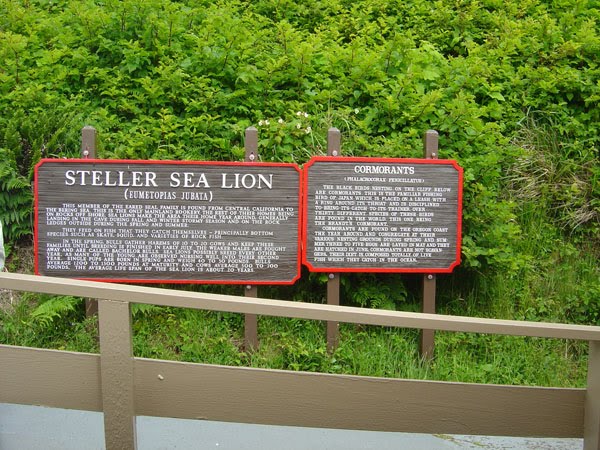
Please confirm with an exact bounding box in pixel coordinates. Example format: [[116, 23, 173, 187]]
[[82, 126, 99, 317], [420, 130, 438, 360], [244, 127, 259, 350], [584, 340, 600, 450], [98, 299, 137, 450], [326, 128, 342, 353]]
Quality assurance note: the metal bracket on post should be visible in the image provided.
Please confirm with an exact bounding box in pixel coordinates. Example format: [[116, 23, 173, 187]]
[[82, 126, 99, 317], [244, 127, 259, 351], [326, 128, 342, 353], [420, 130, 438, 360]]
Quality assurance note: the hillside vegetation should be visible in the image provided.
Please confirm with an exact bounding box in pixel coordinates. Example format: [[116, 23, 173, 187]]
[[0, 0, 598, 386]]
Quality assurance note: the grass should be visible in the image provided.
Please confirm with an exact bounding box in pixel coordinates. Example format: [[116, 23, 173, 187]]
[[0, 294, 589, 388], [0, 197, 597, 390]]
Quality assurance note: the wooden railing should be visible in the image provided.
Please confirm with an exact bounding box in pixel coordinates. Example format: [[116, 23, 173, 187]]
[[1, 271, 599, 450]]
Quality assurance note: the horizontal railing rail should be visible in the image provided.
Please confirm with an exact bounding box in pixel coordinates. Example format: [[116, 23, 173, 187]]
[[0, 271, 599, 450], [2, 272, 600, 341]]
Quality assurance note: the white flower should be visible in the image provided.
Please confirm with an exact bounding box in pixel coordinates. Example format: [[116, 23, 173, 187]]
[[258, 120, 264, 126], [354, 108, 360, 114], [278, 118, 284, 124], [296, 123, 302, 129], [296, 111, 302, 116], [303, 112, 309, 118], [265, 119, 270, 125], [305, 126, 312, 134]]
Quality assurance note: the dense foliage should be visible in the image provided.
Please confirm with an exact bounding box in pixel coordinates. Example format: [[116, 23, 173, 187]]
[[1, 0, 598, 258], [0, 0, 599, 385]]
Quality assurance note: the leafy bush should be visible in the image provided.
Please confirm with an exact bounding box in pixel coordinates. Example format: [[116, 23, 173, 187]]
[[2, 0, 597, 270], [0, 0, 598, 326]]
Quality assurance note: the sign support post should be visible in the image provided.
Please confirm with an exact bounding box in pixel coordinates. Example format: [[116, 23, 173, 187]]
[[326, 128, 341, 353], [420, 130, 438, 360], [81, 126, 98, 317], [244, 127, 259, 351]]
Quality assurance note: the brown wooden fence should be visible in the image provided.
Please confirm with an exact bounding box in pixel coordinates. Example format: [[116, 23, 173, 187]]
[[1, 272, 599, 450]]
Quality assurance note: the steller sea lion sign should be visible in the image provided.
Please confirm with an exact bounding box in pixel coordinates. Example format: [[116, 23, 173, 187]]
[[35, 159, 302, 284]]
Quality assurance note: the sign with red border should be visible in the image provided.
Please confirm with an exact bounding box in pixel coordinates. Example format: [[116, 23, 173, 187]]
[[302, 157, 462, 273], [35, 159, 302, 284]]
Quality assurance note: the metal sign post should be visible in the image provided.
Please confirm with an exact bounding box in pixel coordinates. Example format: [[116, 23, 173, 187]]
[[81, 126, 98, 317], [245, 127, 259, 350], [420, 130, 439, 360], [326, 128, 341, 352]]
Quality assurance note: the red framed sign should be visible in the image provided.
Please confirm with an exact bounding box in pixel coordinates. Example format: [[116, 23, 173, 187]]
[[302, 157, 463, 273], [35, 159, 302, 284]]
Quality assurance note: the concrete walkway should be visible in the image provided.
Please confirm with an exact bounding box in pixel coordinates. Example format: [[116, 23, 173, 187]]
[[0, 403, 583, 449]]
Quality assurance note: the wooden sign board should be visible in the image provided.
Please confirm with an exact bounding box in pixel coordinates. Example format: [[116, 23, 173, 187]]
[[35, 159, 301, 284], [303, 157, 462, 273]]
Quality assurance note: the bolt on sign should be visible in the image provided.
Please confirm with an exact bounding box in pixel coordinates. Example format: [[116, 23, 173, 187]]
[[303, 157, 463, 273], [35, 160, 302, 284]]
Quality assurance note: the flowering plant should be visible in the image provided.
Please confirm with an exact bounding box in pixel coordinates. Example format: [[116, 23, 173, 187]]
[[255, 111, 323, 163]]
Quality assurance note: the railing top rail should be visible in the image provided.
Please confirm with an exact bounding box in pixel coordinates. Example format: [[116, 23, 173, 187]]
[[2, 272, 600, 341]]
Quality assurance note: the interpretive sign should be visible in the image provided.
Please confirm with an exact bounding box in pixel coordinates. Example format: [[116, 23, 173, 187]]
[[303, 157, 462, 273], [35, 159, 301, 284]]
